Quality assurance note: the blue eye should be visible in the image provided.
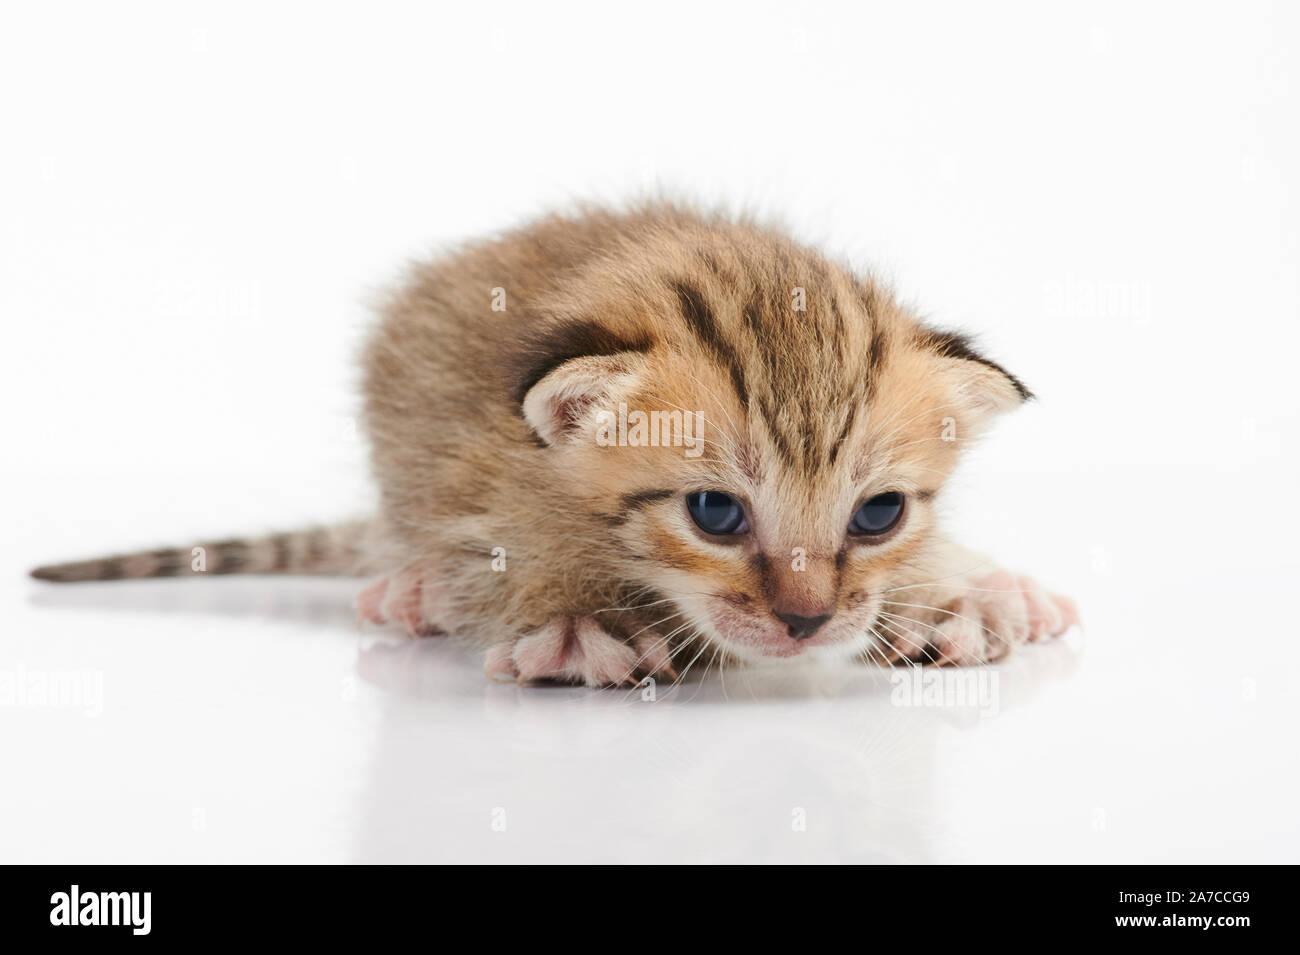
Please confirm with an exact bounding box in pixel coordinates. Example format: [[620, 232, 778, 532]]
[[849, 492, 905, 536], [686, 491, 748, 535]]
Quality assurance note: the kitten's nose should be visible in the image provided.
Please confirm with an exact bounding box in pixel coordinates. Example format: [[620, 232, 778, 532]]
[[774, 612, 832, 640]]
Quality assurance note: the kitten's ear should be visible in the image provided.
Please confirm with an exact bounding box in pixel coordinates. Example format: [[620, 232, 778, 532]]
[[521, 352, 645, 446], [921, 329, 1032, 427]]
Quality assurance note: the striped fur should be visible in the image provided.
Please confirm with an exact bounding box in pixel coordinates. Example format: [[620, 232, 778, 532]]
[[30, 521, 373, 583], [359, 200, 1037, 666], [31, 199, 1064, 674]]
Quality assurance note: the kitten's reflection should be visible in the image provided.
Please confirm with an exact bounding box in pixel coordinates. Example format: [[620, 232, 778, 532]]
[[28, 575, 1080, 862], [349, 633, 1080, 863], [27, 576, 360, 631]]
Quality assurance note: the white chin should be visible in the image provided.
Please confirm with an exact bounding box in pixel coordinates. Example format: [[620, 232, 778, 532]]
[[711, 634, 868, 666], [805, 638, 872, 663]]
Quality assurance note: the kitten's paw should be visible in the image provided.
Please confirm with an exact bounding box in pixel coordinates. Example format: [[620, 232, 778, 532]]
[[881, 571, 1079, 666], [483, 616, 676, 688], [356, 566, 447, 638]]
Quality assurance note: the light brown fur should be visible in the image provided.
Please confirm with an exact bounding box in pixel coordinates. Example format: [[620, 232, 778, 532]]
[[357, 201, 1074, 679], [32, 201, 1077, 683]]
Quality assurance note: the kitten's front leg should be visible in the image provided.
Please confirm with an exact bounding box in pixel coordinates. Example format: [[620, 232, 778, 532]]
[[483, 615, 678, 688], [873, 543, 1079, 666], [356, 564, 448, 637]]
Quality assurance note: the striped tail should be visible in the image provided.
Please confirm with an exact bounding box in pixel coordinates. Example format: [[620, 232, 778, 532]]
[[29, 520, 376, 583]]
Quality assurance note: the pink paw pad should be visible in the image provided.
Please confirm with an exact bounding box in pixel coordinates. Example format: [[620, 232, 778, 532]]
[[484, 616, 675, 688], [355, 567, 447, 637], [886, 571, 1080, 667], [930, 598, 991, 665]]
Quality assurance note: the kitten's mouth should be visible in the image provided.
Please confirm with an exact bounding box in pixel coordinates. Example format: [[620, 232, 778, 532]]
[[702, 599, 858, 662]]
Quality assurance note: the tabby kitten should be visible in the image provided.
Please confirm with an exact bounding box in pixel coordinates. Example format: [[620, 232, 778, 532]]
[[32, 202, 1077, 686]]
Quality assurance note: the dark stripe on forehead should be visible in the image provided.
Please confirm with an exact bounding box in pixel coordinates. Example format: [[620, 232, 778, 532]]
[[921, 329, 1034, 401], [850, 280, 886, 401], [512, 320, 655, 405], [865, 325, 888, 399], [804, 258, 845, 346], [827, 402, 857, 466], [672, 279, 748, 405], [756, 394, 797, 467]]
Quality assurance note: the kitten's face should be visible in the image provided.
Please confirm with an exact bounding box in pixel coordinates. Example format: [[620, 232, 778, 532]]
[[593, 341, 979, 663], [520, 251, 1028, 663]]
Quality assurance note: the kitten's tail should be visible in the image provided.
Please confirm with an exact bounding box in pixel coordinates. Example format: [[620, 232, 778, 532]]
[[29, 519, 378, 583]]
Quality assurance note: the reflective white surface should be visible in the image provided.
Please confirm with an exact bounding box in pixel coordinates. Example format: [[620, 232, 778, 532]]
[[4, 534, 1296, 863]]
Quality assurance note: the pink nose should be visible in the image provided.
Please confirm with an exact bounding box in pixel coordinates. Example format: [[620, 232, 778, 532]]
[[774, 612, 831, 640]]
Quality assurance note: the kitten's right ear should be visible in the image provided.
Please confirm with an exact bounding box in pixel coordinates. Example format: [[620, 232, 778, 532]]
[[918, 328, 1033, 430], [521, 352, 646, 446]]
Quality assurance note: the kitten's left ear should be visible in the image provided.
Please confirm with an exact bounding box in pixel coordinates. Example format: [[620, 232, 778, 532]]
[[922, 329, 1032, 424], [521, 352, 646, 446]]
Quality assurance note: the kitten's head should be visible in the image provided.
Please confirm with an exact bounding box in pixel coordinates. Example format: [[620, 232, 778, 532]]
[[518, 221, 1029, 663]]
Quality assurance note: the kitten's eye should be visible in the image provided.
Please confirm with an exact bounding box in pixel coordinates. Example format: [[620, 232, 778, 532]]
[[849, 492, 905, 536], [686, 491, 748, 535]]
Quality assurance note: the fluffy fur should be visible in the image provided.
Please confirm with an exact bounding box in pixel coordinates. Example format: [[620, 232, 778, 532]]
[[32, 201, 1077, 685]]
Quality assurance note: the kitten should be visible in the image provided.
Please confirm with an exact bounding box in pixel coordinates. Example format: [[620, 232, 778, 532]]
[[31, 202, 1078, 686]]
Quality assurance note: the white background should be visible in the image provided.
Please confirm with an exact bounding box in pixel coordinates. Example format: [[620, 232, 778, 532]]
[[2, 1, 1296, 862]]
